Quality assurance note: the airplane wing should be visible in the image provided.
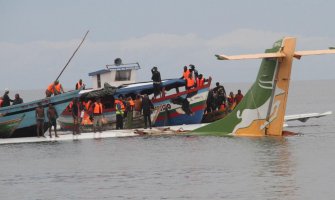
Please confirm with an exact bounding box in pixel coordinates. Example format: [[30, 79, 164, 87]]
[[215, 52, 285, 60], [284, 111, 332, 122], [294, 49, 335, 59]]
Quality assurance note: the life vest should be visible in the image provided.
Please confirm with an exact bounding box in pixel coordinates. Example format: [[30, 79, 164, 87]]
[[0, 99, 3, 107], [54, 83, 62, 93], [47, 83, 55, 94], [114, 99, 125, 111], [76, 82, 83, 90], [196, 78, 204, 87], [115, 102, 124, 115], [128, 99, 135, 109], [93, 102, 103, 114], [183, 69, 190, 79], [85, 100, 92, 111], [186, 77, 195, 88]]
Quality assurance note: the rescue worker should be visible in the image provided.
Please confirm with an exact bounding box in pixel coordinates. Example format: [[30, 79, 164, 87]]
[[186, 73, 195, 90], [134, 95, 142, 117], [13, 93, 23, 105], [115, 98, 124, 130], [92, 98, 103, 133], [189, 64, 198, 79], [151, 66, 162, 99], [213, 82, 227, 110], [75, 79, 85, 90], [141, 94, 154, 129], [227, 91, 236, 112], [196, 74, 205, 87], [46, 80, 64, 97], [235, 89, 244, 105], [181, 66, 190, 80], [2, 89, 13, 107], [125, 97, 134, 129]]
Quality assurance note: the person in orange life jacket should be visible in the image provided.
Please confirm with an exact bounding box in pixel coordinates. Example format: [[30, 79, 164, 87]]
[[133, 94, 142, 117], [227, 91, 236, 112], [181, 66, 190, 80], [71, 97, 83, 135], [115, 96, 125, 130], [235, 89, 244, 105], [141, 94, 154, 129], [75, 79, 85, 90], [196, 74, 207, 87], [186, 73, 195, 90], [91, 98, 103, 133], [45, 80, 64, 97], [151, 66, 162, 99]]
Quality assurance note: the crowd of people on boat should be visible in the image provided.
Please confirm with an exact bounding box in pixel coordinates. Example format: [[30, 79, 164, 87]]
[[205, 82, 244, 114]]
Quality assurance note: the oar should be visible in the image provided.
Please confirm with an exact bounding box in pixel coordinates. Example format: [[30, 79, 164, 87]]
[[55, 30, 89, 82]]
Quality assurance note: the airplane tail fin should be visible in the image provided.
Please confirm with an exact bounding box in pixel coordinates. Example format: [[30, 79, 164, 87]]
[[193, 37, 335, 136]]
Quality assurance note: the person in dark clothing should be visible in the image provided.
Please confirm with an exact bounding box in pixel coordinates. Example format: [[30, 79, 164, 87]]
[[151, 66, 162, 98], [71, 98, 82, 135], [141, 94, 154, 129], [2, 89, 13, 107], [12, 93, 23, 105], [189, 64, 198, 80], [213, 82, 227, 109]]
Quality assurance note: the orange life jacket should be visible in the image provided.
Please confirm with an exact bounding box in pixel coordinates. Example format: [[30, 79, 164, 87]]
[[183, 69, 190, 79], [129, 99, 135, 108], [196, 78, 204, 87], [93, 102, 103, 114], [85, 100, 92, 111], [47, 83, 55, 93], [186, 77, 195, 88], [114, 99, 125, 111], [54, 83, 62, 93]]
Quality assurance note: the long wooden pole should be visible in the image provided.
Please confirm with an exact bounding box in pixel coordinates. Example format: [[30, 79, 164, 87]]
[[55, 30, 89, 81]]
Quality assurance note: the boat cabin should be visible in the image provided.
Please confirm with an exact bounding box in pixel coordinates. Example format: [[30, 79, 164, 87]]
[[88, 59, 140, 89]]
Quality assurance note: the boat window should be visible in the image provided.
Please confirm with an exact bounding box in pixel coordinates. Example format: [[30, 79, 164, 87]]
[[115, 70, 131, 81], [97, 74, 101, 88]]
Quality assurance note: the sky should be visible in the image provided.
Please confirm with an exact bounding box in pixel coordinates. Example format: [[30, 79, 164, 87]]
[[1, 0, 335, 90]]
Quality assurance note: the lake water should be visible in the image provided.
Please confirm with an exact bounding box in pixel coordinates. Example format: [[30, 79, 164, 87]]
[[0, 80, 334, 200]]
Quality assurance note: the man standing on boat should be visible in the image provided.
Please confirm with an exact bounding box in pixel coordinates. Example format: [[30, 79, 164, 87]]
[[2, 89, 14, 107], [151, 66, 162, 99], [75, 79, 85, 90], [46, 80, 64, 97], [35, 102, 45, 137], [142, 94, 154, 129]]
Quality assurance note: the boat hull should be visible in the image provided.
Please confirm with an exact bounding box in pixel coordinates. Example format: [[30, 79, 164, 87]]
[[58, 86, 209, 130], [0, 90, 80, 138], [0, 114, 24, 138]]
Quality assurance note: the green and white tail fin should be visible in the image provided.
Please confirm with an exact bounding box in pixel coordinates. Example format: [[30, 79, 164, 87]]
[[193, 37, 335, 136]]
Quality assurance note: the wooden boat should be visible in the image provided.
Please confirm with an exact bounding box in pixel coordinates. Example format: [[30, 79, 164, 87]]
[[58, 78, 212, 130], [0, 114, 25, 138], [0, 90, 80, 137]]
